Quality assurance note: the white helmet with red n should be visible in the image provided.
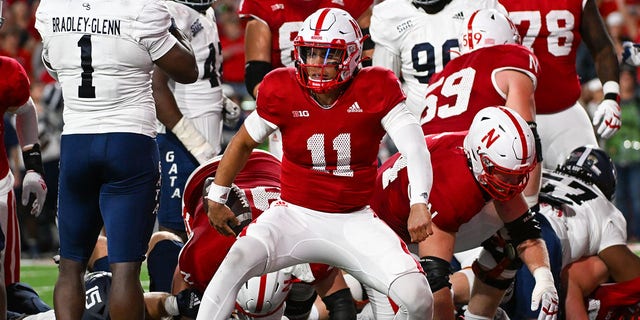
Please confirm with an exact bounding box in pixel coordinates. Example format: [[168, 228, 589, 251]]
[[464, 106, 536, 201], [235, 270, 294, 319], [459, 8, 520, 54], [293, 8, 363, 93]]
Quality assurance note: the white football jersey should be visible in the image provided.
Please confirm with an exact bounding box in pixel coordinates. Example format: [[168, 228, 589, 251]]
[[163, 3, 223, 118], [537, 170, 627, 268], [370, 0, 504, 116], [35, 0, 178, 137]]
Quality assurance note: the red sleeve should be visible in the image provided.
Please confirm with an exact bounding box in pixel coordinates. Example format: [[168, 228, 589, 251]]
[[0, 56, 30, 109], [342, 0, 373, 21], [254, 68, 294, 128], [355, 67, 406, 114], [238, 0, 272, 22], [495, 44, 540, 83]]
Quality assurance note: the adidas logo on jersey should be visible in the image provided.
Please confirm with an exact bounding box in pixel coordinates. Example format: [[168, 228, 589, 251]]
[[331, 0, 345, 5], [452, 11, 464, 20], [270, 3, 284, 11], [347, 102, 363, 113]]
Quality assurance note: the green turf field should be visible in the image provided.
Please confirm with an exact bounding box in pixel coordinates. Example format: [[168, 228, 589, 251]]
[[20, 261, 150, 308], [19, 245, 640, 309]]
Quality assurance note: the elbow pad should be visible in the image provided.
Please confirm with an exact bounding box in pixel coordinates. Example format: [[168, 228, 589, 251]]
[[504, 210, 541, 247], [245, 60, 272, 99]]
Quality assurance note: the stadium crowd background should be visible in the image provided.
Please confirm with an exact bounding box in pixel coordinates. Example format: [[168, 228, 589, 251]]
[[0, 0, 639, 259]]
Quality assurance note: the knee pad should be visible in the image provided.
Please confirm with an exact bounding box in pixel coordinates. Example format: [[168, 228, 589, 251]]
[[147, 239, 182, 292], [321, 288, 356, 320], [284, 282, 317, 320], [388, 272, 433, 317], [471, 236, 522, 290], [7, 282, 52, 314], [419, 256, 452, 293]]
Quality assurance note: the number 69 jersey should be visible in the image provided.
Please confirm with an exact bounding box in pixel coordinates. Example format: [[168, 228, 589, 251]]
[[537, 170, 628, 269], [420, 44, 538, 135], [35, 0, 178, 137]]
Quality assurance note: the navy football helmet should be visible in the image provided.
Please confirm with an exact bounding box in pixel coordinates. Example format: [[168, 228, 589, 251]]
[[173, 0, 215, 12], [412, 0, 453, 14], [556, 146, 617, 200], [83, 271, 112, 320]]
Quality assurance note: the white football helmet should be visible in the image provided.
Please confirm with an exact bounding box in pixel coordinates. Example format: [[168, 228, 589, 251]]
[[293, 8, 363, 93], [464, 106, 536, 201], [458, 8, 520, 54], [235, 270, 293, 319]]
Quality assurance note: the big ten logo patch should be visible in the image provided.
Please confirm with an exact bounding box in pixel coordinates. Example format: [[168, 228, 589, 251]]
[[165, 151, 182, 199]]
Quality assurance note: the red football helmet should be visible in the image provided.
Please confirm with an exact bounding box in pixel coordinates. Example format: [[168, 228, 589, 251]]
[[464, 106, 536, 201], [293, 8, 363, 93]]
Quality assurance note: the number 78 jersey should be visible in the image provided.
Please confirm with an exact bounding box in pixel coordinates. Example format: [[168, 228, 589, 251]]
[[35, 0, 177, 137]]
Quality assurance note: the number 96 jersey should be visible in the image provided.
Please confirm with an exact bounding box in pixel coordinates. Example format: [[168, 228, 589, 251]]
[[35, 0, 177, 137], [370, 0, 503, 117]]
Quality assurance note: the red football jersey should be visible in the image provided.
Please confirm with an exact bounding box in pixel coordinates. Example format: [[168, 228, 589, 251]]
[[421, 44, 539, 135], [257, 67, 404, 213], [179, 150, 282, 292], [0, 56, 30, 179], [179, 150, 339, 291], [501, 0, 584, 114], [593, 276, 640, 320], [238, 0, 372, 68], [371, 132, 488, 243]]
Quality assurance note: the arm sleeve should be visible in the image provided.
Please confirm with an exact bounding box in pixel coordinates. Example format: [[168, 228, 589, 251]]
[[382, 102, 433, 204], [372, 45, 401, 77], [13, 97, 40, 148], [243, 111, 277, 144]]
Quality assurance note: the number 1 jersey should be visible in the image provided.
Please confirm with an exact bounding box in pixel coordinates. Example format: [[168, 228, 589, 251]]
[[35, 0, 178, 137]]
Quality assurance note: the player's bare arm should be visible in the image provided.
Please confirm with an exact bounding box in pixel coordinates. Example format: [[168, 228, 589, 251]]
[[245, 19, 272, 98], [154, 26, 198, 84], [206, 126, 260, 236]]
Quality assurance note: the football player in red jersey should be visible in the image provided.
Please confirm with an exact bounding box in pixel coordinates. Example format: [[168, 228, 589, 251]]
[[176, 149, 357, 320], [420, 8, 542, 206], [501, 0, 621, 170], [0, 56, 49, 317], [370, 106, 558, 320], [201, 8, 434, 320], [239, 0, 373, 159]]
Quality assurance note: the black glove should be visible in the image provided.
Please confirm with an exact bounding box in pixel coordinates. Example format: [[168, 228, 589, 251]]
[[176, 288, 203, 318]]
